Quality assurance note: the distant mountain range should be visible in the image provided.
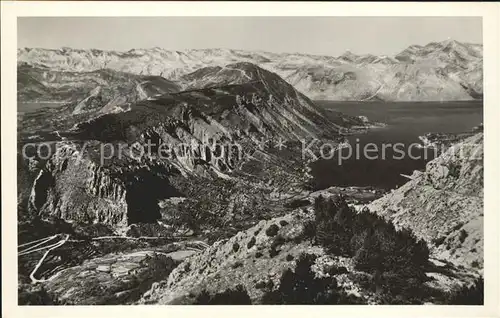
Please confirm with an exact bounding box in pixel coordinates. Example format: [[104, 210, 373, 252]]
[[18, 39, 483, 102]]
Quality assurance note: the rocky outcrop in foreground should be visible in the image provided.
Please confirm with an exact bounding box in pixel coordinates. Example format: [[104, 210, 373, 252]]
[[368, 133, 483, 270], [138, 209, 324, 304], [134, 196, 480, 305]]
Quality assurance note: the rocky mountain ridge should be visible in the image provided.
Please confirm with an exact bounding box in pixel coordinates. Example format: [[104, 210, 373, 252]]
[[18, 62, 356, 231], [133, 129, 484, 304], [18, 63, 182, 114], [18, 39, 483, 101]]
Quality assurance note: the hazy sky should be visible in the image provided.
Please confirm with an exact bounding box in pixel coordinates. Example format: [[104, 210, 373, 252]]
[[18, 17, 482, 56]]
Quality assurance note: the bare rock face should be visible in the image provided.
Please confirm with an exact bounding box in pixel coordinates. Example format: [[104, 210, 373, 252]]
[[27, 142, 182, 228], [367, 133, 483, 270], [28, 143, 127, 227]]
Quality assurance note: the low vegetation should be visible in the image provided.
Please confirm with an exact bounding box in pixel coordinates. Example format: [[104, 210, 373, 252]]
[[262, 253, 363, 304], [18, 284, 62, 305], [194, 285, 252, 305], [284, 198, 310, 209], [446, 277, 484, 305], [312, 195, 431, 302], [74, 253, 178, 305]]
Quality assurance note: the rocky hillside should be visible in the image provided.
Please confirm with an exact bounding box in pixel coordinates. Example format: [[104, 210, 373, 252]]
[[18, 63, 181, 114], [18, 39, 483, 101], [62, 62, 353, 151], [367, 133, 483, 270], [136, 195, 480, 305], [18, 62, 359, 231], [138, 208, 356, 305]]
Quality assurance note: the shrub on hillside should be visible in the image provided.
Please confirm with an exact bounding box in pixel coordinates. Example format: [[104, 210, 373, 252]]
[[232, 242, 240, 253], [446, 277, 484, 305], [300, 220, 317, 242], [194, 285, 252, 304], [18, 284, 62, 305], [311, 195, 430, 298], [458, 229, 468, 243], [262, 253, 362, 304], [247, 237, 256, 249], [448, 162, 461, 178], [111, 253, 180, 304], [284, 199, 311, 209], [432, 236, 447, 247], [265, 224, 280, 237], [279, 220, 289, 226]]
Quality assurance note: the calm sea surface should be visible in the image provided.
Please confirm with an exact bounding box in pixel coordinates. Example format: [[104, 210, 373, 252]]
[[311, 101, 484, 190]]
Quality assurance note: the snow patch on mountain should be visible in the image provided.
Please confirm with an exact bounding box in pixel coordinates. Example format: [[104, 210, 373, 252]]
[[18, 40, 482, 101]]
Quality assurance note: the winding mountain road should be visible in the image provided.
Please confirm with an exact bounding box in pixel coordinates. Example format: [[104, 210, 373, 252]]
[[22, 234, 70, 283], [19, 233, 209, 284]]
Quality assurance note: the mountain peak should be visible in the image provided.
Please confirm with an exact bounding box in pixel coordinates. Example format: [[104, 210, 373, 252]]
[[443, 38, 458, 43], [181, 61, 297, 98], [226, 61, 260, 70], [339, 50, 358, 61], [440, 38, 463, 48]]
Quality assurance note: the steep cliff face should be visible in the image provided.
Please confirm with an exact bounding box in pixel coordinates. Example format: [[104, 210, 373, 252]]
[[28, 143, 128, 227], [367, 133, 483, 270], [26, 142, 183, 228], [18, 40, 483, 101]]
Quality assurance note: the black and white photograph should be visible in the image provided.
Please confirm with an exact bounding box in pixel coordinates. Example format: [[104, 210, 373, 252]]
[[2, 4, 498, 312]]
